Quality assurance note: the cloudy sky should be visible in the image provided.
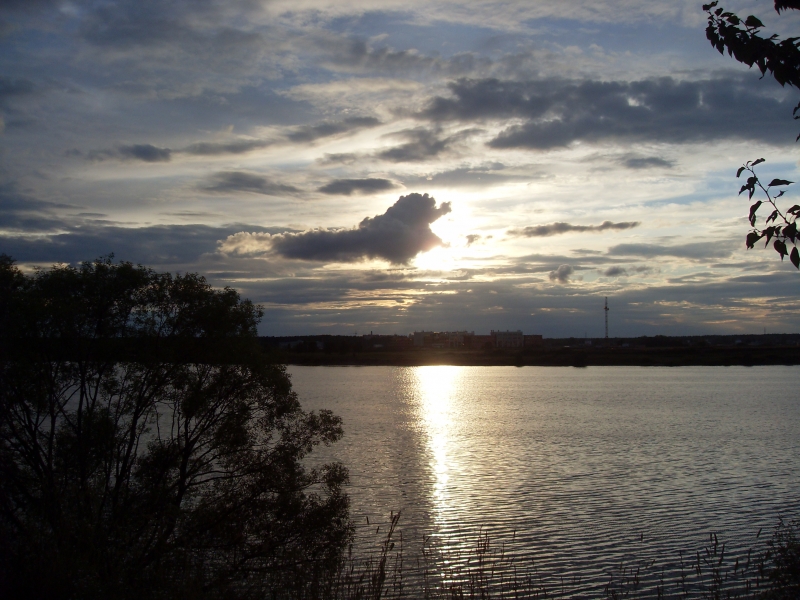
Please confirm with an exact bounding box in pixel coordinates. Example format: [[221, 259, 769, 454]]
[[3, 0, 800, 337]]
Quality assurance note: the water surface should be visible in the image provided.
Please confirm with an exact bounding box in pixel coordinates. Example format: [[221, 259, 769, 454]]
[[292, 366, 800, 595]]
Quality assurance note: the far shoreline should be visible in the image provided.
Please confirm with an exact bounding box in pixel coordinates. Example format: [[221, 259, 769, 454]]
[[273, 344, 800, 367]]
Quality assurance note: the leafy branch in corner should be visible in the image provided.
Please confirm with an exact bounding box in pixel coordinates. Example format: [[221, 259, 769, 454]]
[[740, 158, 800, 268], [704, 1, 800, 138]]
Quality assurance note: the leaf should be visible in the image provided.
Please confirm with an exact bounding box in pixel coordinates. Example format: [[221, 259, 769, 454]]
[[744, 15, 764, 28], [776, 1, 800, 14], [736, 166, 746, 178], [702, 1, 718, 10], [767, 210, 780, 224], [752, 158, 765, 166], [739, 184, 750, 195], [787, 204, 800, 215], [765, 226, 778, 245], [774, 239, 788, 260], [749, 200, 762, 226], [791, 247, 800, 269], [784, 221, 798, 242], [768, 179, 794, 187], [746, 232, 762, 249]]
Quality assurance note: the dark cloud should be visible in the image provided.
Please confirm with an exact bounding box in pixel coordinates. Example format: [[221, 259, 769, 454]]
[[86, 144, 172, 163], [631, 265, 654, 274], [118, 144, 172, 162], [265, 193, 451, 264], [402, 163, 538, 188], [607, 242, 733, 259], [377, 128, 450, 162], [549, 264, 574, 283], [204, 171, 300, 196], [183, 139, 272, 156], [318, 153, 358, 166], [318, 178, 400, 195], [622, 156, 674, 169], [376, 127, 477, 163], [0, 223, 288, 267], [312, 32, 495, 80], [603, 266, 628, 277], [88, 124, 366, 161], [0, 0, 60, 12], [465, 234, 481, 246], [75, 0, 252, 51], [509, 221, 640, 237], [287, 116, 381, 143], [420, 75, 793, 149], [87, 141, 265, 161], [0, 76, 36, 107], [240, 259, 800, 337], [317, 37, 438, 74], [0, 182, 73, 231]]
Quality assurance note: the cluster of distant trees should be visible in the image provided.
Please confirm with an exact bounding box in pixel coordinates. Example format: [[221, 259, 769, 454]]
[[263, 335, 412, 354]]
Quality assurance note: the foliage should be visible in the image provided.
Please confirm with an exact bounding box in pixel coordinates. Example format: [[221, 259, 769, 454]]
[[704, 0, 800, 137], [738, 158, 800, 268], [0, 256, 352, 599], [703, 2, 800, 267]]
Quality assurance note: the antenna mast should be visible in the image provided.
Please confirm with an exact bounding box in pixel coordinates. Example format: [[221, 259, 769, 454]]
[[604, 297, 609, 339]]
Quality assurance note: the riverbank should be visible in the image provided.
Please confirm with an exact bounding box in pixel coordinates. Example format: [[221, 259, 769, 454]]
[[274, 344, 800, 367]]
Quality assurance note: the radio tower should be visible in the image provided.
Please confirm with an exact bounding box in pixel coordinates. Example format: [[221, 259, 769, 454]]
[[604, 297, 609, 339]]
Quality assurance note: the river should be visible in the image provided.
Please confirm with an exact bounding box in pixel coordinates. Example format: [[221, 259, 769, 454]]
[[291, 365, 800, 597]]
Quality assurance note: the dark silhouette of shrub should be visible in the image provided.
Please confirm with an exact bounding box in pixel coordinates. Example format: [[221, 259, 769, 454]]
[[0, 255, 351, 599]]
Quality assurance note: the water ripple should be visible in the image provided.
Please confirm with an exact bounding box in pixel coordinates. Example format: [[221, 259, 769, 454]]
[[293, 365, 800, 597]]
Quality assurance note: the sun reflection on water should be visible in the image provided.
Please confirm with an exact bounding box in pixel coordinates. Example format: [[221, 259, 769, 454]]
[[412, 366, 463, 523]]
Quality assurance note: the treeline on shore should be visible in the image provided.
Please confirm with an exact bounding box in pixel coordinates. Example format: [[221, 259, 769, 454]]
[[260, 334, 800, 367]]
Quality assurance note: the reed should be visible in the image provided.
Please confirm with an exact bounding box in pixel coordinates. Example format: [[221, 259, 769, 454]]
[[293, 515, 799, 600]]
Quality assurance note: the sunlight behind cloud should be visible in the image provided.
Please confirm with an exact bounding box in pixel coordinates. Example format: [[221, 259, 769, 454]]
[[4, 0, 800, 336]]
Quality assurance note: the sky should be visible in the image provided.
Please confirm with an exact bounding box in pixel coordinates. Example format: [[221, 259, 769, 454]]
[[2, 0, 800, 337]]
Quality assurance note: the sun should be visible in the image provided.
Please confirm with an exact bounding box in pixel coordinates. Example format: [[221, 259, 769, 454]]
[[413, 245, 457, 272]]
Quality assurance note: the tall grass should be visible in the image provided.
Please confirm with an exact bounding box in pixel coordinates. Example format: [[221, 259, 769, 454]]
[[293, 515, 800, 600]]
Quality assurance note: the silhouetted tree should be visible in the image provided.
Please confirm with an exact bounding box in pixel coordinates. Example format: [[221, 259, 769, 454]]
[[0, 256, 351, 599], [703, 1, 800, 267], [704, 1, 800, 128], [737, 158, 800, 267]]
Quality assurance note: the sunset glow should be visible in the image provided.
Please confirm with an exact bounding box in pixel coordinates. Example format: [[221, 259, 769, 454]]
[[3, 1, 800, 336]]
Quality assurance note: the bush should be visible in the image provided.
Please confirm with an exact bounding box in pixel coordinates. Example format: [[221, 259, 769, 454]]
[[0, 256, 352, 599]]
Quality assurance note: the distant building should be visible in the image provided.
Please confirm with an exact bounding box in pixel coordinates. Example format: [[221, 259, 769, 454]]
[[412, 329, 541, 350], [492, 330, 523, 349], [469, 335, 494, 350], [413, 331, 435, 347], [447, 331, 474, 348], [363, 334, 413, 350], [524, 334, 543, 347]]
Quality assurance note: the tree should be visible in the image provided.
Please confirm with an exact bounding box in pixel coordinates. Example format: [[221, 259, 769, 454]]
[[704, 0, 800, 128], [0, 256, 352, 599], [703, 1, 800, 267], [737, 158, 800, 267]]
